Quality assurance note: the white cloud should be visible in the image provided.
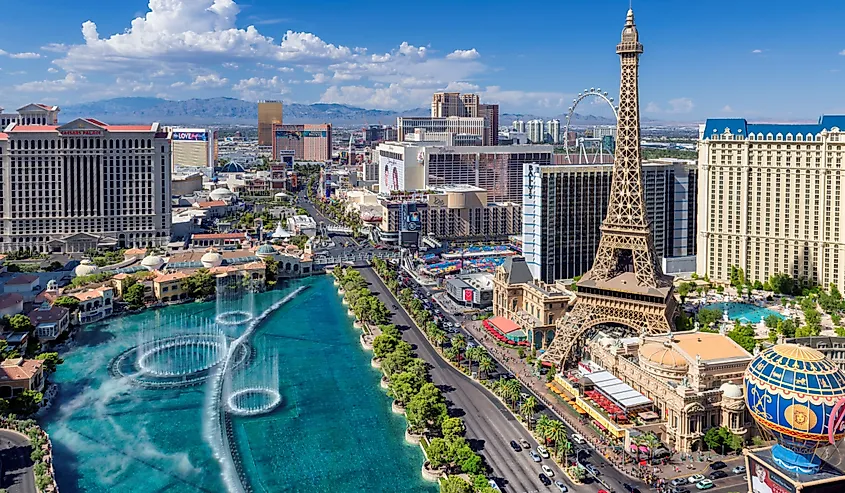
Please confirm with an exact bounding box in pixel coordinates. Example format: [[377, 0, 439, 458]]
[[171, 81, 186, 88], [192, 73, 228, 87], [721, 105, 733, 113], [47, 67, 59, 73], [278, 66, 294, 73], [233, 76, 288, 100], [446, 49, 480, 60], [305, 73, 330, 84], [752, 49, 763, 54], [481, 86, 571, 110], [840, 49, 845, 56], [15, 73, 87, 92], [9, 52, 41, 59], [644, 98, 694, 114]]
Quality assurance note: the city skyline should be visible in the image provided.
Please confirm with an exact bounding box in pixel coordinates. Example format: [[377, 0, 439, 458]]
[[0, 0, 842, 120]]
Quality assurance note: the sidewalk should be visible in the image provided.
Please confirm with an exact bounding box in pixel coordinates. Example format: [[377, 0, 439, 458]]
[[460, 319, 740, 485]]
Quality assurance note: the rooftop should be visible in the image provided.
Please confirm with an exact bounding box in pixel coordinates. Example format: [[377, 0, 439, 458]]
[[702, 115, 845, 140], [28, 305, 68, 325], [0, 358, 43, 381], [191, 233, 246, 240], [154, 272, 189, 283], [671, 331, 752, 363], [0, 293, 23, 310], [6, 274, 39, 286]]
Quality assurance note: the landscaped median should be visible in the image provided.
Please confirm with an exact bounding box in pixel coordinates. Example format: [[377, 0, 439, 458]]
[[0, 417, 59, 492]]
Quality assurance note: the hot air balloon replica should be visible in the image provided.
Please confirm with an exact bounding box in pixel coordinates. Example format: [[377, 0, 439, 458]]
[[744, 343, 845, 492]]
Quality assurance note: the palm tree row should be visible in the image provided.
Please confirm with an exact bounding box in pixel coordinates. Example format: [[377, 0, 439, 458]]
[[334, 266, 390, 326]]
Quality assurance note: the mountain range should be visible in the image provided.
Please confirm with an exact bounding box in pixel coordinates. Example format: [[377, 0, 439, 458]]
[[61, 97, 618, 127]]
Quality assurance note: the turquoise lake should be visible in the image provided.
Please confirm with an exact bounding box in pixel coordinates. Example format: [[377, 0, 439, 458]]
[[41, 275, 436, 493]]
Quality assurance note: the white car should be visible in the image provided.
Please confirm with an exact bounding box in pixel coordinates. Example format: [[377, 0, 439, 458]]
[[688, 474, 705, 484], [537, 445, 550, 458], [554, 480, 568, 492], [542, 465, 555, 477], [570, 433, 586, 444]]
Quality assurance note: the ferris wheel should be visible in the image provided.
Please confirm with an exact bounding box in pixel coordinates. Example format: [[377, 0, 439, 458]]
[[563, 87, 619, 164]]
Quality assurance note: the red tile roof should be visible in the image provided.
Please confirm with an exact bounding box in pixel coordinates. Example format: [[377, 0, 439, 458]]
[[28, 305, 68, 325], [7, 126, 57, 133], [0, 133, 7, 141], [154, 272, 188, 283], [196, 201, 227, 208], [6, 274, 38, 286], [0, 358, 43, 382]]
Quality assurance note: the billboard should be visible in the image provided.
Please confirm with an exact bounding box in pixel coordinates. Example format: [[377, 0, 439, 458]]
[[463, 288, 474, 303], [401, 203, 421, 232], [303, 130, 327, 138], [379, 155, 404, 192], [173, 131, 208, 141], [748, 456, 796, 493], [275, 130, 302, 139]]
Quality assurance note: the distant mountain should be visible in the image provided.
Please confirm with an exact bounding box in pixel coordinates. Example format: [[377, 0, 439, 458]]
[[60, 97, 627, 127]]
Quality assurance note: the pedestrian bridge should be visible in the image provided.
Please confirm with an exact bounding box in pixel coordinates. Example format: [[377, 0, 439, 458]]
[[324, 225, 353, 234], [312, 251, 398, 266]]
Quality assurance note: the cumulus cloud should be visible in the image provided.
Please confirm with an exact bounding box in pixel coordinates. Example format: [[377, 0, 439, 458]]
[[47, 67, 59, 73], [446, 49, 480, 60], [752, 49, 763, 54], [0, 49, 42, 59], [644, 97, 694, 114], [15, 73, 86, 92], [304, 73, 330, 84], [233, 75, 288, 100], [191, 73, 228, 87], [840, 49, 845, 56], [721, 105, 733, 113]]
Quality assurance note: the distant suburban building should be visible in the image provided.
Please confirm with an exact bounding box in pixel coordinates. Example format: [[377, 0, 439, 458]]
[[523, 159, 697, 283], [697, 115, 845, 291], [0, 358, 45, 398], [28, 302, 70, 342], [526, 120, 544, 143], [0, 293, 23, 318], [258, 101, 283, 147], [0, 118, 172, 253], [286, 215, 317, 237], [272, 123, 331, 162]]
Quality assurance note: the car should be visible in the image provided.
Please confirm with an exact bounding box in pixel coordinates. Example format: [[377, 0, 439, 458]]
[[537, 445, 550, 458], [583, 463, 599, 476], [710, 461, 727, 470], [520, 439, 531, 450], [598, 490, 610, 493], [554, 480, 568, 492], [529, 450, 542, 462], [709, 471, 728, 480], [509, 440, 521, 452], [538, 473, 552, 486], [688, 474, 705, 484], [670, 488, 689, 493], [671, 478, 688, 487], [542, 465, 555, 477], [732, 466, 747, 475], [570, 433, 586, 444], [695, 479, 714, 490], [623, 483, 634, 492]]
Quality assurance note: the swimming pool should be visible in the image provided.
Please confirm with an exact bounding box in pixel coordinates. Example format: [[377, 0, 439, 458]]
[[704, 302, 784, 325]]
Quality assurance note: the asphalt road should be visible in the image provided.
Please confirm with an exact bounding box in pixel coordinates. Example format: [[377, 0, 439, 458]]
[[0, 430, 36, 493], [361, 265, 568, 493]]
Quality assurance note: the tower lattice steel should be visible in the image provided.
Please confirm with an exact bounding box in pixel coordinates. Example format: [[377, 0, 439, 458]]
[[540, 9, 676, 369]]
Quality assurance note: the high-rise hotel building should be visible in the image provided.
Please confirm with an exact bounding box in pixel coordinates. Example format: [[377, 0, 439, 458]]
[[523, 159, 697, 283], [0, 118, 172, 253], [257, 100, 283, 147], [697, 116, 845, 290]]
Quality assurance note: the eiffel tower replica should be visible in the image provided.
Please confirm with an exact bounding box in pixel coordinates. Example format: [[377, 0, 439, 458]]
[[540, 8, 676, 369]]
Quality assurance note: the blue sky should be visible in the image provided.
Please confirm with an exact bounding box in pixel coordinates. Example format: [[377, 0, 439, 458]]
[[0, 0, 843, 120]]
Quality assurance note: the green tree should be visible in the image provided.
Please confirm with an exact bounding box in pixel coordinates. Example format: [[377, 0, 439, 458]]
[[727, 323, 757, 353], [520, 396, 538, 430], [777, 318, 797, 338], [10, 390, 42, 416], [546, 420, 570, 460], [388, 371, 422, 405], [8, 314, 33, 333], [182, 268, 216, 298], [124, 283, 146, 309], [34, 352, 63, 373], [405, 383, 448, 433], [478, 356, 495, 379], [52, 296, 80, 312], [696, 308, 722, 328], [426, 437, 449, 469], [441, 476, 472, 493], [372, 334, 399, 359], [763, 314, 781, 329], [768, 273, 797, 295], [442, 417, 466, 441], [729, 265, 746, 287]]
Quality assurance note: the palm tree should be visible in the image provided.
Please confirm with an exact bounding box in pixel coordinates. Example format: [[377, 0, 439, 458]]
[[503, 379, 521, 409], [547, 420, 569, 461], [444, 347, 459, 362], [478, 356, 495, 379], [641, 433, 662, 464], [465, 346, 482, 372], [452, 334, 467, 355], [535, 415, 553, 443], [520, 396, 538, 430], [430, 329, 447, 350]]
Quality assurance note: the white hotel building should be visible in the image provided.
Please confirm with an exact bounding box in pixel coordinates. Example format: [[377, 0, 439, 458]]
[[0, 118, 172, 253], [697, 115, 845, 291]]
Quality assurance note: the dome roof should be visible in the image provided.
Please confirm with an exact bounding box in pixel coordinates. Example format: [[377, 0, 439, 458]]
[[744, 343, 845, 472], [140, 254, 165, 271], [219, 162, 245, 173], [639, 342, 688, 370], [201, 250, 224, 268], [256, 243, 276, 255], [719, 382, 743, 399], [209, 187, 235, 201], [74, 259, 99, 277]]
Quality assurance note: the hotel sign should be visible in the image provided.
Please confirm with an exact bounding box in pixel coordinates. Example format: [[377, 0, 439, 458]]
[[60, 129, 102, 136], [172, 131, 208, 141]]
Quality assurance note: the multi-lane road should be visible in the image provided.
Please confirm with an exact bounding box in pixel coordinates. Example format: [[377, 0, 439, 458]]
[[0, 430, 36, 493]]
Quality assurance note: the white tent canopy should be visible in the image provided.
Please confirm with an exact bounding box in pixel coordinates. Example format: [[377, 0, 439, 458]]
[[584, 370, 652, 410]]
